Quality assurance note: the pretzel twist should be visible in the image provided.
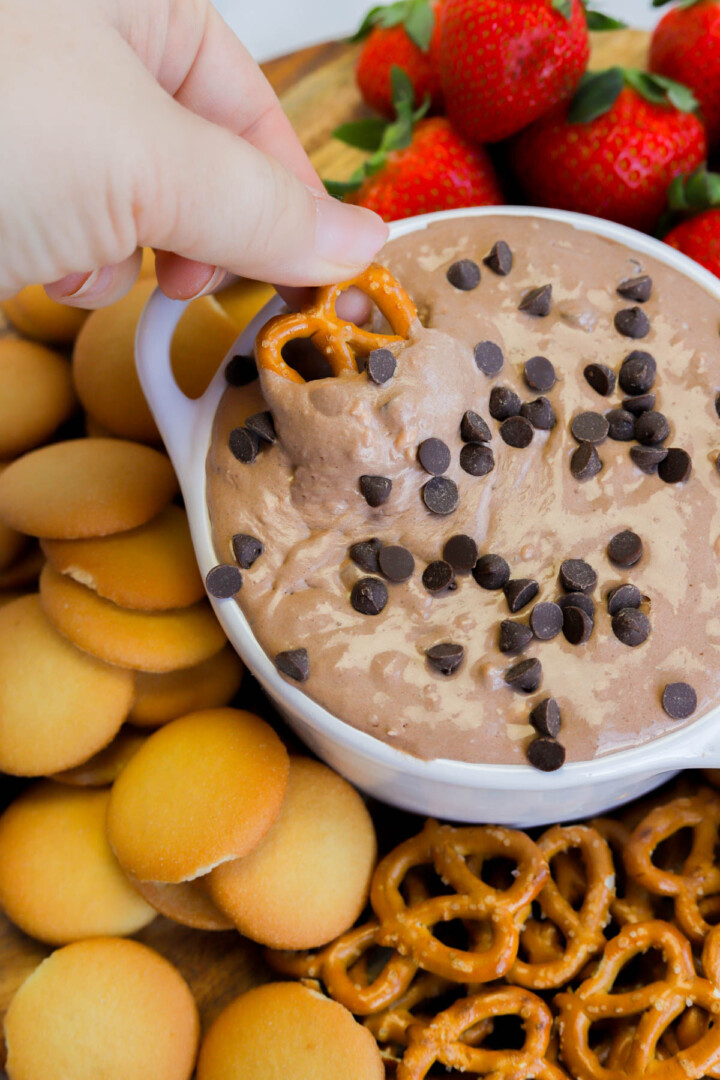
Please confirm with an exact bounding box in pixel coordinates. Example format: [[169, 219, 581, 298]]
[[592, 817, 657, 926], [254, 263, 417, 384]]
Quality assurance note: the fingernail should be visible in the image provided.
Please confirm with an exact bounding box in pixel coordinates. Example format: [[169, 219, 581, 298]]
[[313, 194, 389, 268], [185, 266, 228, 300], [53, 266, 114, 301]]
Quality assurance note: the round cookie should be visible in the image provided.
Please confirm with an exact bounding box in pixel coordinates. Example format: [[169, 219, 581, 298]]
[[41, 505, 204, 611], [171, 292, 243, 400], [210, 758, 376, 949], [0, 439, 178, 539], [107, 708, 289, 883], [39, 564, 225, 672], [129, 645, 244, 727], [4, 938, 199, 1080], [214, 278, 276, 336], [0, 783, 155, 944], [196, 982, 384, 1080], [0, 339, 77, 459], [128, 876, 233, 931], [1, 284, 89, 343], [51, 728, 147, 787], [0, 596, 133, 776]]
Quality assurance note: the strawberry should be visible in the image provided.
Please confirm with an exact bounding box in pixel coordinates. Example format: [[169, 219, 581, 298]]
[[663, 167, 720, 277], [511, 69, 707, 233], [326, 68, 504, 222], [650, 0, 720, 149], [438, 0, 590, 144], [354, 0, 444, 118]]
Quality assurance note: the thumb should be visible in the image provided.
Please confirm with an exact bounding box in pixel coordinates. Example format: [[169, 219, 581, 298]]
[[135, 96, 389, 288]]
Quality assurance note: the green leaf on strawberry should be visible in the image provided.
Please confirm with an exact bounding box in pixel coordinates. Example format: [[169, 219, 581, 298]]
[[350, 0, 436, 51], [652, 0, 704, 9], [569, 67, 698, 124], [551, 0, 572, 19], [667, 166, 720, 213], [582, 3, 627, 29]]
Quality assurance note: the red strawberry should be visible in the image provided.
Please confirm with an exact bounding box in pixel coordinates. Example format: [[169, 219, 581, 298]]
[[663, 167, 720, 276], [354, 0, 444, 118], [438, 0, 590, 143], [511, 69, 707, 233], [650, 0, 720, 149], [326, 68, 503, 222]]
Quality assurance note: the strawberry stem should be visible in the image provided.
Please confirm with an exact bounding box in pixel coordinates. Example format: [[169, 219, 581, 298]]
[[569, 67, 698, 124], [349, 0, 436, 51]]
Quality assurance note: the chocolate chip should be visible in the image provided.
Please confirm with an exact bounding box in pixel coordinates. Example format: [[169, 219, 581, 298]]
[[422, 477, 459, 515], [474, 341, 504, 376], [244, 414, 275, 446], [615, 307, 650, 339], [562, 605, 594, 645], [359, 475, 392, 507], [461, 411, 492, 443], [559, 559, 597, 594], [232, 534, 264, 569], [367, 348, 397, 384], [379, 545, 415, 583], [619, 351, 656, 395], [229, 427, 259, 464], [460, 443, 495, 476], [623, 393, 655, 415], [527, 737, 566, 772], [521, 397, 556, 430], [607, 529, 643, 568], [606, 409, 635, 442], [519, 284, 552, 317], [206, 564, 243, 598], [349, 538, 382, 574], [505, 657, 542, 693], [275, 648, 309, 682], [530, 602, 563, 641], [584, 363, 616, 397], [570, 444, 603, 481], [500, 416, 534, 448], [473, 554, 510, 590], [571, 411, 609, 445], [499, 620, 534, 655], [524, 356, 556, 392], [418, 438, 451, 476], [489, 386, 521, 421], [225, 354, 257, 386], [612, 607, 650, 646], [617, 275, 653, 303], [630, 445, 668, 474], [426, 643, 464, 675], [504, 578, 539, 613], [422, 560, 455, 592], [557, 592, 595, 618], [483, 240, 513, 276], [447, 259, 481, 291], [530, 698, 562, 738], [662, 682, 697, 720], [658, 448, 692, 484], [607, 583, 643, 616], [443, 534, 478, 573], [635, 411, 669, 446], [351, 576, 388, 615]]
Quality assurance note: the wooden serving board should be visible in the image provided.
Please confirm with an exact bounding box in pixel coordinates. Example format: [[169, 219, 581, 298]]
[[0, 27, 650, 1073]]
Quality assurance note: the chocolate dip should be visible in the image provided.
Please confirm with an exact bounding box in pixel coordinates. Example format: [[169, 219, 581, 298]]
[[206, 215, 720, 765]]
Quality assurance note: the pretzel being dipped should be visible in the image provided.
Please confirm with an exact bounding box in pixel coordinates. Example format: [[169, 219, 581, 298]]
[[255, 263, 417, 383]]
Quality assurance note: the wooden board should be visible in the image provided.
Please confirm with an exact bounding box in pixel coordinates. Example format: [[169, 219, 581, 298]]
[[0, 28, 650, 1073]]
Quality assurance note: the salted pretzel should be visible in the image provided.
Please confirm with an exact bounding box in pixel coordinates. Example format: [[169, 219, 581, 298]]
[[254, 263, 417, 384], [592, 817, 657, 926], [556, 920, 720, 1080], [624, 790, 720, 944], [398, 986, 568, 1080]]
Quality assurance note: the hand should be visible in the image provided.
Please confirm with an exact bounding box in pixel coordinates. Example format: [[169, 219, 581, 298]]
[[0, 0, 388, 307]]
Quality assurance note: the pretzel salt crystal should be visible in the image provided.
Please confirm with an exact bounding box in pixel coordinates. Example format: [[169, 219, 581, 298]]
[[255, 263, 417, 384]]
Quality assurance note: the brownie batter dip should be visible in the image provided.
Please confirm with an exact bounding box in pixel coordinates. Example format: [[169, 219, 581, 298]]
[[206, 214, 720, 768]]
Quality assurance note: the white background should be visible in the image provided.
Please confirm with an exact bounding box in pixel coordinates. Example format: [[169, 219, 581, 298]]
[[215, 0, 660, 63]]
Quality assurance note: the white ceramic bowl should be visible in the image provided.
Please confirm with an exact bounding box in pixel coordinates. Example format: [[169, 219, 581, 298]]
[[136, 206, 720, 826]]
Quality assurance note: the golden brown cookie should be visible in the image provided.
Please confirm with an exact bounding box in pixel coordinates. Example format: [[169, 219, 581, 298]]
[[127, 876, 233, 932], [0, 782, 155, 944], [129, 645, 244, 727], [215, 278, 276, 333], [41, 505, 204, 611], [50, 727, 147, 786], [1, 284, 89, 344], [210, 758, 377, 950], [4, 937, 199, 1080], [0, 339, 77, 459], [0, 438, 178, 539], [196, 982, 384, 1080], [39, 563, 225, 672], [0, 595, 133, 776], [107, 708, 289, 884], [0, 589, 26, 610], [171, 292, 244, 400]]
